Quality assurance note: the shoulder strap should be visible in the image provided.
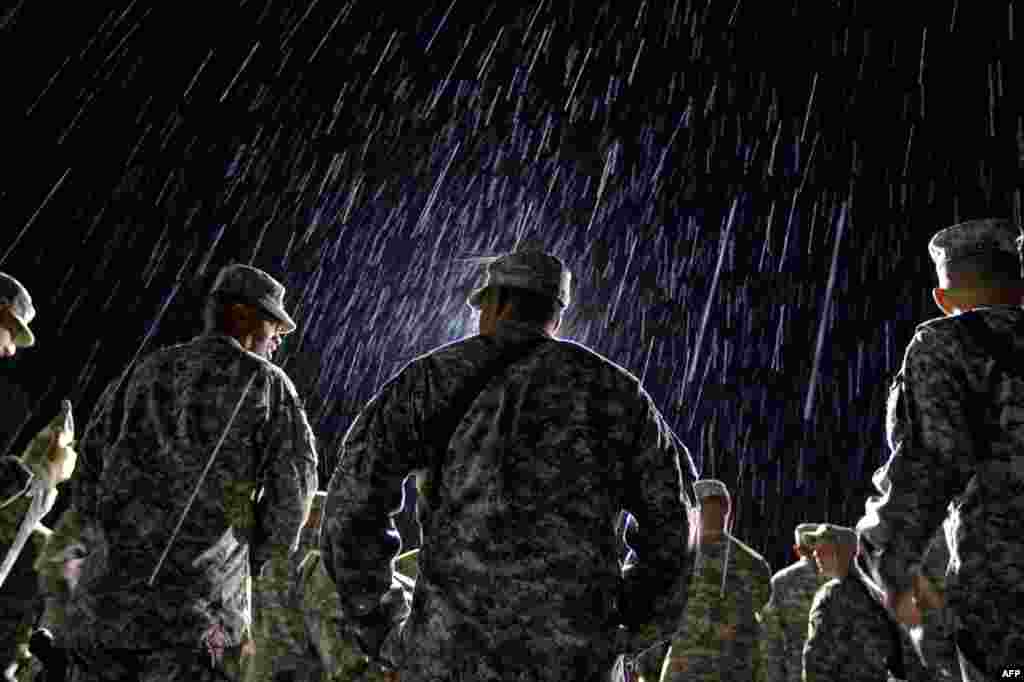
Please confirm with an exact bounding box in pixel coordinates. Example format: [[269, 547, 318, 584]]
[[428, 336, 551, 511]]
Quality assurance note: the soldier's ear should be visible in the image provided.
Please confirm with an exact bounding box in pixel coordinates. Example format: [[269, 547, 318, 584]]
[[932, 288, 954, 316]]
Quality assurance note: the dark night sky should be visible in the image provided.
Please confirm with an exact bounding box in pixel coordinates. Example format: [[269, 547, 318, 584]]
[[1, 0, 1021, 572]]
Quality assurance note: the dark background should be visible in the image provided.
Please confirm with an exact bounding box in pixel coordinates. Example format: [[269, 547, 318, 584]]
[[1, 0, 1021, 573]]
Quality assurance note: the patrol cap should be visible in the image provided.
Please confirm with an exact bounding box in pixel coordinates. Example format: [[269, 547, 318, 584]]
[[0, 273, 36, 347], [694, 478, 730, 502], [806, 523, 857, 547], [210, 264, 297, 334], [794, 523, 819, 547], [928, 218, 1024, 286], [467, 250, 572, 310]]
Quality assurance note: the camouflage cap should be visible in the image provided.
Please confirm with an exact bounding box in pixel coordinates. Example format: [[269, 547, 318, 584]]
[[794, 522, 820, 547], [806, 523, 857, 547], [694, 478, 730, 502], [468, 250, 572, 309], [0, 272, 36, 347], [210, 264, 297, 334], [928, 218, 1024, 285]]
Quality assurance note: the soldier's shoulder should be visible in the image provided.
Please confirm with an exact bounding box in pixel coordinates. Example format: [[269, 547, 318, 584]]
[[811, 578, 842, 606], [772, 558, 815, 584], [727, 534, 770, 568]]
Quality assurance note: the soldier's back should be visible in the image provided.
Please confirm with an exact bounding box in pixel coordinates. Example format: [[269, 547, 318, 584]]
[[803, 577, 891, 682]]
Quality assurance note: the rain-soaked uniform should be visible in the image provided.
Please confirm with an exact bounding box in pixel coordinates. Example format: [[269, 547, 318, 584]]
[[322, 319, 697, 682], [758, 556, 827, 682], [802, 573, 895, 681], [1, 456, 42, 680], [908, 522, 959, 680], [857, 304, 1024, 678], [61, 333, 318, 681], [658, 532, 772, 682]]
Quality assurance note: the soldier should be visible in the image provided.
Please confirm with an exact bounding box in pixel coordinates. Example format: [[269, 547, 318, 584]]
[[321, 250, 698, 682], [56, 264, 318, 681], [659, 478, 772, 682], [802, 523, 930, 682], [1, 273, 78, 682], [759, 523, 828, 682], [1, 273, 43, 500], [856, 218, 1024, 680]]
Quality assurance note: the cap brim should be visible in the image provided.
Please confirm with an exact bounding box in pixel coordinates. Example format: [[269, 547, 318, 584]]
[[467, 285, 492, 310], [257, 302, 297, 335], [11, 315, 34, 348]]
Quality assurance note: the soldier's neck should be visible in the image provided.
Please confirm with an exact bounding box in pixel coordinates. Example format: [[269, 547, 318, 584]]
[[701, 528, 725, 541]]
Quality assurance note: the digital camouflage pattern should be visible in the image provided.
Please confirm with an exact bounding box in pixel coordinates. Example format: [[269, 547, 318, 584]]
[[61, 333, 318, 674], [857, 304, 1024, 675], [322, 319, 697, 682], [66, 644, 248, 681], [0, 456, 33, 503], [658, 532, 772, 682], [759, 557, 827, 682], [908, 523, 958, 680], [802, 575, 894, 682]]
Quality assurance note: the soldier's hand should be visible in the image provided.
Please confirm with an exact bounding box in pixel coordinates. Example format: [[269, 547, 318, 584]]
[[891, 588, 923, 627], [45, 430, 77, 484], [913, 574, 944, 611]]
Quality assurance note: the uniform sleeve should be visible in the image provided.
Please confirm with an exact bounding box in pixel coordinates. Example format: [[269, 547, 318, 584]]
[[321, 363, 428, 618], [759, 584, 787, 682], [69, 376, 124, 519], [252, 371, 319, 573], [754, 571, 778, 682], [0, 455, 32, 503], [619, 388, 697, 651], [856, 326, 976, 600], [802, 584, 846, 682]]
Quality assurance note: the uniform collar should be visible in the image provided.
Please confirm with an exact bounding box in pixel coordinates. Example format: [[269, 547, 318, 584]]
[[490, 320, 552, 344]]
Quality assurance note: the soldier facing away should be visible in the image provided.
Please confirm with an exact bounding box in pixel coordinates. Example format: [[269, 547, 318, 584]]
[[758, 523, 828, 682], [658, 478, 772, 682], [321, 249, 698, 682], [57, 264, 318, 681], [856, 218, 1024, 680]]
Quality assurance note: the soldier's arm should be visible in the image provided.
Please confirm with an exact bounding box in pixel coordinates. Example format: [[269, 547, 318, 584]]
[[321, 363, 427, 624], [857, 327, 975, 603], [758, 577, 785, 682], [252, 371, 319, 575], [67, 375, 125, 518], [619, 387, 697, 651], [801, 584, 846, 682]]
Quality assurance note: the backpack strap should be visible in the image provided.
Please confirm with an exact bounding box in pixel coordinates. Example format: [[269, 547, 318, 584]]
[[427, 336, 552, 512]]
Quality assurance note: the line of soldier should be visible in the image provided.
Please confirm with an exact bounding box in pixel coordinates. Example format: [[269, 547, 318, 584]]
[[2, 214, 1021, 681]]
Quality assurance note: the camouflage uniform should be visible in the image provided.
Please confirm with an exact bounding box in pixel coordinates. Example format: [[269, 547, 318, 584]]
[[323, 251, 697, 682], [803, 575, 894, 682], [903, 523, 958, 680], [659, 531, 772, 682], [857, 218, 1024, 679], [61, 330, 317, 681], [759, 525, 828, 682], [1, 506, 50, 682]]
